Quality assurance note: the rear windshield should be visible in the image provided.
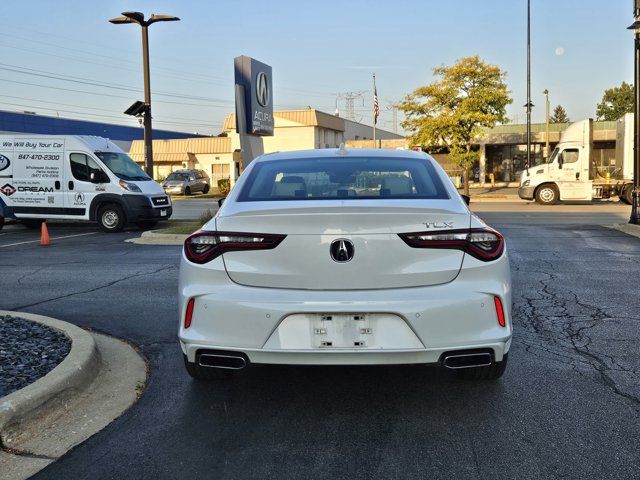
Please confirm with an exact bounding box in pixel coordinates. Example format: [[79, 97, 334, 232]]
[[238, 157, 449, 201]]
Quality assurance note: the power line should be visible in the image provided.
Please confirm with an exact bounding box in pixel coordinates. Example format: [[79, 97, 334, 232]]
[[336, 91, 366, 121]]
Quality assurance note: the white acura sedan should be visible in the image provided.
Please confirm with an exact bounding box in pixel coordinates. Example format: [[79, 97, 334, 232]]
[[178, 148, 512, 380]]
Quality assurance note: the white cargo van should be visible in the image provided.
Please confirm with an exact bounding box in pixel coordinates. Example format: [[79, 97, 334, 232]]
[[0, 135, 171, 232]]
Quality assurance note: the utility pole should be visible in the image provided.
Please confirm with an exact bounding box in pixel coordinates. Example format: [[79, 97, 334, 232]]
[[543, 89, 550, 160], [628, 0, 640, 224], [109, 12, 179, 178]]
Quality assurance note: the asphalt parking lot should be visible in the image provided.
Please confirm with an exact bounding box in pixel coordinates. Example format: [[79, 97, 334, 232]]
[[1, 202, 639, 479]]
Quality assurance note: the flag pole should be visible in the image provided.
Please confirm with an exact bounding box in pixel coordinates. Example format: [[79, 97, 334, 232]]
[[372, 73, 377, 148]]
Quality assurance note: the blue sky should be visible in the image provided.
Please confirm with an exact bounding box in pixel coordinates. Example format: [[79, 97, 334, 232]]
[[0, 0, 633, 134]]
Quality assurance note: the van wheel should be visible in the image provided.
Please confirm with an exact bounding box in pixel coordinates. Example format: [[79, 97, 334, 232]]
[[98, 204, 126, 232], [183, 355, 233, 381], [185, 186, 192, 196], [202, 184, 210, 194], [22, 219, 44, 229], [535, 184, 559, 205], [622, 184, 633, 205], [456, 353, 508, 380]]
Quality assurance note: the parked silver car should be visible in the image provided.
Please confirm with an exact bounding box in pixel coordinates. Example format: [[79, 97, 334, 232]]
[[162, 169, 211, 196]]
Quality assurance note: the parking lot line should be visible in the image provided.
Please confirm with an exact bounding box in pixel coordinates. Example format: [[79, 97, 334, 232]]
[[0, 232, 98, 248]]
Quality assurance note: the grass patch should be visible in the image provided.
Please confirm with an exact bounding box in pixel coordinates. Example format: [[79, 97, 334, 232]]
[[170, 193, 221, 200], [153, 222, 202, 235]]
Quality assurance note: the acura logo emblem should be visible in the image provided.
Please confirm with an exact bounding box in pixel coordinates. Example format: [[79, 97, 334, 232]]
[[256, 71, 269, 107], [330, 239, 354, 263]]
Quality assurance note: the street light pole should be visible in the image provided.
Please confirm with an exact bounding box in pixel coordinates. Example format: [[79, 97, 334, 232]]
[[109, 12, 179, 179], [543, 89, 550, 160], [526, 0, 532, 171], [629, 1, 640, 224]]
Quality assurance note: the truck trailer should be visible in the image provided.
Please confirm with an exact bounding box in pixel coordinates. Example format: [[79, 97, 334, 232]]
[[518, 114, 635, 205]]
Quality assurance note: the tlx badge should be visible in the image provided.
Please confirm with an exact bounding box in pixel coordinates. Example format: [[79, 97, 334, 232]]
[[423, 222, 454, 229]]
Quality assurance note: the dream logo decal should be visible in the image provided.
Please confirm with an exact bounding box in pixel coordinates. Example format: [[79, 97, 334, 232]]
[[0, 183, 16, 196], [0, 155, 10, 172]]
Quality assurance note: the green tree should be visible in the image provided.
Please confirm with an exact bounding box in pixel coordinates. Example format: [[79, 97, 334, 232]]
[[596, 81, 634, 121], [398, 56, 511, 195], [550, 105, 570, 124]]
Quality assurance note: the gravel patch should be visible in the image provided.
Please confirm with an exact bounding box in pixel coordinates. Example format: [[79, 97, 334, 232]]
[[0, 315, 71, 397]]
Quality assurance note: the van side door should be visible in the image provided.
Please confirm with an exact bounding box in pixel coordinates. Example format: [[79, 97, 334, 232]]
[[66, 152, 110, 219]]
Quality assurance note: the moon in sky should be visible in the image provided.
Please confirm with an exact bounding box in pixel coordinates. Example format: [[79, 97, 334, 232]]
[[555, 47, 565, 56]]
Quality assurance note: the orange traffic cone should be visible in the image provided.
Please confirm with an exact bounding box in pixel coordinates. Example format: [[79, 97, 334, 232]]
[[40, 221, 51, 247]]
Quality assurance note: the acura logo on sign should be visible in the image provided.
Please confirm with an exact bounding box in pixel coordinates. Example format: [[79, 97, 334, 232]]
[[0, 155, 10, 172], [0, 183, 16, 196], [330, 239, 355, 263], [256, 71, 269, 107]]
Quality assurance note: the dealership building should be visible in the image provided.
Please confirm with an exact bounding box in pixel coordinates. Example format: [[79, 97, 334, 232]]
[[0, 110, 198, 152], [128, 109, 404, 183]]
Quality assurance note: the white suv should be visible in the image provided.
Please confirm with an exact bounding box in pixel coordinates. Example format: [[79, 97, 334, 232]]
[[178, 148, 512, 380]]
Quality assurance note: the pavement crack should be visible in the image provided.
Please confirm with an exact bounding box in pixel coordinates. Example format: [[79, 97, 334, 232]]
[[11, 264, 175, 310]]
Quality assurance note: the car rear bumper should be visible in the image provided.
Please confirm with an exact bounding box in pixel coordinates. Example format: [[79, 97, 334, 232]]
[[178, 252, 513, 365]]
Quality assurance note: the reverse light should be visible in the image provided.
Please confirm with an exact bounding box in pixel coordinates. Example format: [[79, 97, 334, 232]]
[[399, 227, 504, 261], [184, 298, 195, 329], [184, 231, 286, 264], [494, 296, 506, 327]]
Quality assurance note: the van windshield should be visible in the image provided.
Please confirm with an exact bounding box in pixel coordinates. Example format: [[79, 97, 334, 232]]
[[95, 152, 150, 181]]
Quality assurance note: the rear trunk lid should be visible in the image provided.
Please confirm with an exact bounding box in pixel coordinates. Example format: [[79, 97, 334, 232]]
[[216, 200, 470, 290]]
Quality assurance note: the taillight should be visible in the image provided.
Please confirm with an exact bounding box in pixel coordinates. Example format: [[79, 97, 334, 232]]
[[399, 227, 504, 261], [184, 298, 195, 329], [184, 231, 286, 264], [494, 295, 506, 327]]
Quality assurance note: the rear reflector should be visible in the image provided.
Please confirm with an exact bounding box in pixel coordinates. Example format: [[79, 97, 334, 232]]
[[494, 296, 506, 327], [398, 227, 504, 262], [184, 298, 195, 329]]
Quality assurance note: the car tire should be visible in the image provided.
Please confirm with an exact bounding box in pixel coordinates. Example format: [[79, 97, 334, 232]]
[[183, 355, 234, 380], [185, 186, 192, 196], [535, 184, 559, 205], [22, 219, 44, 229], [136, 220, 158, 230], [98, 204, 126, 233], [622, 184, 633, 205], [203, 184, 210, 194], [455, 353, 508, 380]]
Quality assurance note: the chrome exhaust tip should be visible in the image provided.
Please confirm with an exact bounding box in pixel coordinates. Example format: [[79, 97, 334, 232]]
[[198, 353, 247, 370], [441, 352, 493, 370]]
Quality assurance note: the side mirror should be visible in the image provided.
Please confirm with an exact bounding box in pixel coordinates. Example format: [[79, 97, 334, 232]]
[[90, 172, 109, 184], [558, 153, 564, 169], [460, 194, 470, 206], [217, 197, 225, 208]]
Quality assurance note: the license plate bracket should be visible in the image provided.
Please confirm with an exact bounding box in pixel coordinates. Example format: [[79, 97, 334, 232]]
[[313, 313, 372, 348]]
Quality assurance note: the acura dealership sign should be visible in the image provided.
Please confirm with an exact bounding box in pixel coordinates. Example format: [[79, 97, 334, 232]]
[[234, 55, 274, 136]]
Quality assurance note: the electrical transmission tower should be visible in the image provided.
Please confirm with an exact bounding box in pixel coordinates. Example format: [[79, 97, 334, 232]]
[[336, 91, 365, 121], [386, 101, 399, 133]]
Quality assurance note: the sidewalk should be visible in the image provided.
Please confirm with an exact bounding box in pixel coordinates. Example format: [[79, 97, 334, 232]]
[[459, 187, 525, 203]]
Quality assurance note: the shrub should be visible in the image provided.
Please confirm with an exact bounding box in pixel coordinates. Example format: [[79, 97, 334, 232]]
[[217, 178, 231, 196], [199, 209, 214, 225]]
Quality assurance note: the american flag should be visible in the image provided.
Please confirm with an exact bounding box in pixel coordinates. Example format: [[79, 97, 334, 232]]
[[373, 80, 379, 125]]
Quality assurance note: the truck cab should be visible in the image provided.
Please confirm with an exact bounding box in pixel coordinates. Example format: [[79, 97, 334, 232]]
[[518, 119, 593, 205]]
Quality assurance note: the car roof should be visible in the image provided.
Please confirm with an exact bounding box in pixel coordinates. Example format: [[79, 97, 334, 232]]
[[253, 148, 429, 163]]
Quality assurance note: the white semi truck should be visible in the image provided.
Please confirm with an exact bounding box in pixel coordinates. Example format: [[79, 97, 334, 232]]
[[518, 114, 635, 205]]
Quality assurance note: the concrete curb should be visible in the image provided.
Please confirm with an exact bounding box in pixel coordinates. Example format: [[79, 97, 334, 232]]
[[604, 223, 640, 239], [125, 230, 189, 245], [0, 311, 100, 446]]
